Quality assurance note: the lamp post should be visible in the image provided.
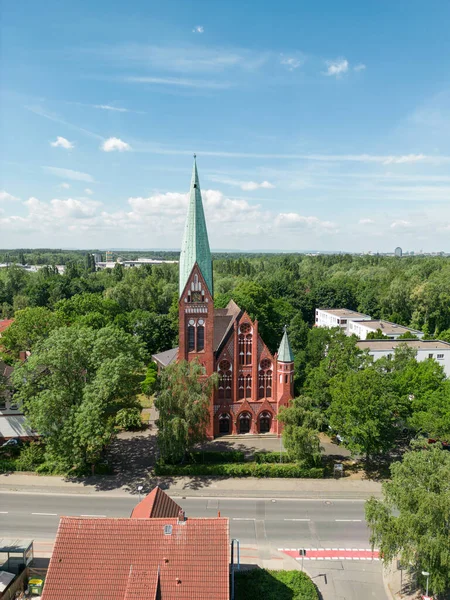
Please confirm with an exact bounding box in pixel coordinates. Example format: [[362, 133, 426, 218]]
[[421, 571, 430, 598], [137, 485, 143, 501]]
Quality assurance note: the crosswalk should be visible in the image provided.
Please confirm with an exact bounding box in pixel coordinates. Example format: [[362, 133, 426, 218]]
[[279, 548, 380, 561]]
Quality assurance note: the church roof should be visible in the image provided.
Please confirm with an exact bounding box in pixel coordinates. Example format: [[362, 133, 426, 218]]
[[179, 158, 213, 297], [277, 327, 294, 362], [152, 347, 178, 367]]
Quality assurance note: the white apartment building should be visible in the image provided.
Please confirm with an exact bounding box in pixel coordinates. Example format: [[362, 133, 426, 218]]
[[315, 308, 371, 333], [348, 319, 424, 340], [356, 340, 450, 377]]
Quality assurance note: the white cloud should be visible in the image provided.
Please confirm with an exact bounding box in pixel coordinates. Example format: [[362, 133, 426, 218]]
[[43, 166, 94, 182], [240, 180, 275, 191], [50, 136, 74, 149], [324, 59, 349, 77], [354, 63, 366, 72], [0, 190, 20, 203], [84, 188, 94, 195], [94, 104, 129, 112], [192, 25, 204, 33], [50, 198, 101, 219], [359, 218, 375, 225], [280, 55, 304, 70], [59, 183, 70, 189], [390, 220, 412, 229], [275, 213, 337, 231], [124, 76, 232, 90], [101, 137, 131, 152]]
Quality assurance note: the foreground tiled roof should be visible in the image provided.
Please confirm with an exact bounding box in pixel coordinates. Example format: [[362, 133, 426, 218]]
[[41, 516, 229, 600], [131, 486, 182, 519], [0, 319, 14, 334]]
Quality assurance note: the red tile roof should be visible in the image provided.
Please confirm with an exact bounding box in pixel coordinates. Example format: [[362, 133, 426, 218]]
[[41, 516, 229, 600], [131, 486, 182, 519], [0, 319, 14, 334]]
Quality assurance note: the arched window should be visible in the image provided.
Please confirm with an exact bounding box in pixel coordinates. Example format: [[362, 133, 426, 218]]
[[238, 374, 245, 399], [245, 334, 252, 365], [218, 360, 232, 401], [219, 413, 230, 434], [258, 360, 272, 398], [188, 322, 195, 352], [238, 334, 245, 365], [245, 374, 252, 398], [197, 322, 205, 351]]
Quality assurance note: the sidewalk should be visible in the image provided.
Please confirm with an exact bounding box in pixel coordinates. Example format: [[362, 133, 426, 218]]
[[0, 472, 383, 499]]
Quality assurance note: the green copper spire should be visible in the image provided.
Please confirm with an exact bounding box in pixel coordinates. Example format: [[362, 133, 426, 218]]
[[179, 157, 213, 297], [278, 326, 294, 363]]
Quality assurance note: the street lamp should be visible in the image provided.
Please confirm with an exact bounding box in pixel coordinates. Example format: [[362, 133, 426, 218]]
[[421, 571, 430, 598], [137, 485, 143, 501]]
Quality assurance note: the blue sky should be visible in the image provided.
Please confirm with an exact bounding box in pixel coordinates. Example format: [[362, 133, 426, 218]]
[[1, 0, 450, 252]]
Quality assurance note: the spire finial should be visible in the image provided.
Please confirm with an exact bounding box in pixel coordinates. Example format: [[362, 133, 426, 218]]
[[193, 153, 196, 159]]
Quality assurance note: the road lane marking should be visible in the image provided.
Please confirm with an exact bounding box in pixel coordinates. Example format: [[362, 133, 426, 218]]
[[32, 513, 57, 516], [335, 519, 362, 522], [0, 511, 8, 514], [283, 518, 310, 521], [232, 517, 255, 521]]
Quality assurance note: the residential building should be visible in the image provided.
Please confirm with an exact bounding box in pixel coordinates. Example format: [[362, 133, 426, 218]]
[[356, 339, 450, 376], [153, 159, 294, 437], [395, 246, 402, 257], [0, 319, 14, 339], [348, 319, 424, 340], [0, 361, 35, 441], [41, 487, 229, 600], [314, 308, 371, 333]]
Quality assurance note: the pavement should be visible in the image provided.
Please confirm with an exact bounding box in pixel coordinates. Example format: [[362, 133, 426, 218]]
[[0, 486, 388, 600]]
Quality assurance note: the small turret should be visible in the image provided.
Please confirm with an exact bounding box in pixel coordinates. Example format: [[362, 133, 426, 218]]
[[276, 327, 295, 433]]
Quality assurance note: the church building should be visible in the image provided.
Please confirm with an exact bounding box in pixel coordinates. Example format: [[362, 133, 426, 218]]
[[153, 158, 294, 438]]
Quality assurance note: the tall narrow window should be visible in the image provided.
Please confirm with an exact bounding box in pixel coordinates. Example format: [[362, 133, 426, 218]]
[[258, 360, 272, 399], [238, 374, 245, 399], [245, 334, 252, 365], [238, 334, 245, 365], [197, 325, 205, 351], [245, 374, 252, 398], [188, 325, 195, 351]]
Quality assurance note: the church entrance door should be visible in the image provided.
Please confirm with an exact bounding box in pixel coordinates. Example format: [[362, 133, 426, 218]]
[[238, 412, 251, 434], [219, 414, 230, 434], [259, 411, 271, 433]]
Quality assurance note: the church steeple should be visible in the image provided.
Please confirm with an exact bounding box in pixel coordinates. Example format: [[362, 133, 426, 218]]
[[277, 326, 294, 362], [179, 156, 213, 297]]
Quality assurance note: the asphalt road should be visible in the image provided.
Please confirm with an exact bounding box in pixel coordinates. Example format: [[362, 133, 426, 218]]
[[0, 492, 387, 600]]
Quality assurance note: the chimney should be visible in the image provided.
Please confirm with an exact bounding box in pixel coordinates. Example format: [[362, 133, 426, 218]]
[[19, 351, 27, 362], [177, 510, 186, 524]]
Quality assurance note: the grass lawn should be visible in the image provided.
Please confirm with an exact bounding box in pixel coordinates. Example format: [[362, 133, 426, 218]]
[[137, 393, 153, 409], [235, 569, 319, 600]]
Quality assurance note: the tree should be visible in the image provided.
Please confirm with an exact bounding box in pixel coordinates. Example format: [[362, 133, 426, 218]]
[[141, 362, 158, 396], [278, 396, 324, 466], [328, 368, 398, 461], [155, 359, 217, 464], [366, 328, 389, 340], [365, 446, 450, 595], [12, 325, 146, 471], [1, 307, 65, 355], [409, 381, 450, 440]]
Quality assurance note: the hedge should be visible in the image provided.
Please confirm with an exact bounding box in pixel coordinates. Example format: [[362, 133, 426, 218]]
[[235, 569, 319, 600], [0, 460, 17, 473], [188, 450, 245, 464], [254, 451, 291, 463], [155, 462, 323, 478]]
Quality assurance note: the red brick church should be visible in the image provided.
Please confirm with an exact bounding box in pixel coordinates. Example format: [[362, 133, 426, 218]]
[[153, 158, 294, 438]]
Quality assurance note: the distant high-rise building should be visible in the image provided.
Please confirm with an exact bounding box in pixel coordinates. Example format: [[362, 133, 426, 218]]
[[105, 250, 113, 262], [395, 246, 402, 257], [92, 253, 102, 264]]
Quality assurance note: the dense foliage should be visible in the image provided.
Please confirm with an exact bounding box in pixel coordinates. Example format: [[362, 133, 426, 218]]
[[366, 446, 450, 595], [235, 569, 319, 600]]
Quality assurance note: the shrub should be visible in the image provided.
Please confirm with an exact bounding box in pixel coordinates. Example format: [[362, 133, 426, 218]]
[[0, 459, 17, 473], [235, 569, 319, 600], [115, 407, 143, 430], [188, 450, 245, 464], [155, 461, 323, 478], [15, 442, 45, 471], [254, 452, 291, 463]]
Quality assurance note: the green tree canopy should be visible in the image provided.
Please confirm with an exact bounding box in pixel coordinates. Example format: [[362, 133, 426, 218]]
[[12, 325, 146, 470], [155, 359, 217, 464], [1, 307, 65, 355], [278, 396, 324, 466], [365, 446, 450, 595]]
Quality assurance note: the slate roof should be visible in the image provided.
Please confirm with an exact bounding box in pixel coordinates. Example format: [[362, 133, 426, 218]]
[[131, 486, 182, 519], [179, 158, 213, 297], [213, 300, 241, 352], [152, 347, 178, 368], [41, 516, 229, 600], [277, 327, 294, 363]]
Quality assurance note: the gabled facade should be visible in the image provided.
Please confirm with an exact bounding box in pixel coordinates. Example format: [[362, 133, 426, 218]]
[[154, 158, 294, 438]]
